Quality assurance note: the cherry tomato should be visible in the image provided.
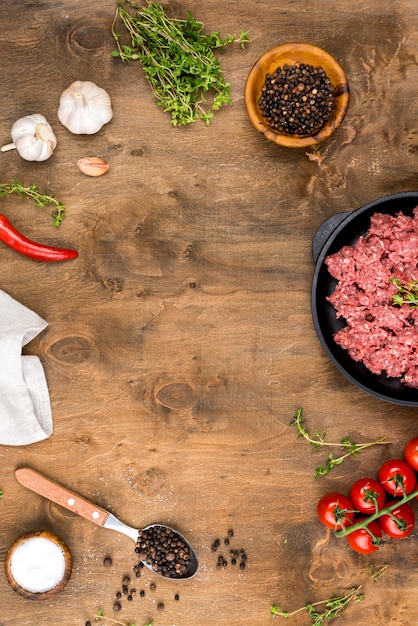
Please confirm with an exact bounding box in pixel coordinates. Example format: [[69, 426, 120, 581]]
[[349, 477, 386, 514], [404, 437, 418, 472], [377, 459, 416, 497], [317, 492, 355, 530], [346, 518, 383, 554], [378, 501, 415, 539]]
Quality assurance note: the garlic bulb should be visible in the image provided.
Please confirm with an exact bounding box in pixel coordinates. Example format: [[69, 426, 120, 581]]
[[1, 114, 57, 161], [58, 81, 113, 135]]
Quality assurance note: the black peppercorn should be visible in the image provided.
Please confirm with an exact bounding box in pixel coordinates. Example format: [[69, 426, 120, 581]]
[[103, 556, 112, 567], [211, 539, 220, 552], [135, 526, 192, 578], [258, 62, 335, 136]]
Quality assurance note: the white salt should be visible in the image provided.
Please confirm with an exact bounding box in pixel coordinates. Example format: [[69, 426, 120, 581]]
[[10, 537, 66, 593]]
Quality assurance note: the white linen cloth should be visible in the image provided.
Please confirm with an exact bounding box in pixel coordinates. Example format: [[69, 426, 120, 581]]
[[0, 290, 52, 445]]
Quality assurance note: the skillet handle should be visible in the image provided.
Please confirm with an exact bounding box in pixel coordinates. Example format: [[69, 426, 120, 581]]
[[15, 467, 110, 528], [312, 211, 351, 264]]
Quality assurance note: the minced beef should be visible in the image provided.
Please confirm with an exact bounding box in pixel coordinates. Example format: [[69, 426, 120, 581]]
[[325, 207, 418, 388]]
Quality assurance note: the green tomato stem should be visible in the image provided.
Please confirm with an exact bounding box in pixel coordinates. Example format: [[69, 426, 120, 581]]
[[335, 488, 418, 538]]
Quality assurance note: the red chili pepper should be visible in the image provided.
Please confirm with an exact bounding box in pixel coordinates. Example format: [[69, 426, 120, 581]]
[[0, 214, 78, 262]]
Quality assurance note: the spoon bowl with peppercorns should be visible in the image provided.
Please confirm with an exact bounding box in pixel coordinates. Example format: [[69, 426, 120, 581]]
[[244, 43, 349, 148], [15, 467, 199, 580]]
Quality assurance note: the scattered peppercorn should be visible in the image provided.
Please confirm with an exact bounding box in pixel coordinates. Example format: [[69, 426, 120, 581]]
[[258, 62, 335, 136], [157, 602, 165, 611], [103, 556, 113, 567], [211, 538, 220, 552], [113, 602, 122, 612], [85, 621, 91, 626], [212, 529, 248, 573], [174, 593, 180, 601], [140, 589, 146, 597], [217, 555, 228, 568], [115, 591, 122, 600]]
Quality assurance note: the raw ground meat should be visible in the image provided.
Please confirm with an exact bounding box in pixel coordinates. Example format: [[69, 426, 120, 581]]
[[325, 207, 418, 388]]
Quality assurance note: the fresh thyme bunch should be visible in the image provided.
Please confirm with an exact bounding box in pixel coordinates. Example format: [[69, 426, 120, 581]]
[[111, 0, 249, 126]]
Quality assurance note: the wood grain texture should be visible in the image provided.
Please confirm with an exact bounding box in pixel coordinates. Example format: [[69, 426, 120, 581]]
[[0, 0, 418, 625]]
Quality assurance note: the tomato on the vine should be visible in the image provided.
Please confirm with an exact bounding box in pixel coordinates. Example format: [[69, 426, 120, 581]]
[[378, 501, 415, 539], [346, 518, 383, 554], [317, 492, 355, 530], [377, 459, 416, 497], [404, 437, 418, 472], [349, 477, 386, 514]]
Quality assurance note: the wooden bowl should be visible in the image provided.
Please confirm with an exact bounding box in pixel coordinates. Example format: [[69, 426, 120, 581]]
[[244, 43, 349, 148], [5, 530, 72, 600]]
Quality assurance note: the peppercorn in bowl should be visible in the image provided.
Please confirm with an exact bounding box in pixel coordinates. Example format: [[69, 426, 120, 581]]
[[244, 43, 349, 148]]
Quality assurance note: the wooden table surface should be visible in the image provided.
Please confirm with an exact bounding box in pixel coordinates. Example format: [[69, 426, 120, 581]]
[[1, 1, 418, 625]]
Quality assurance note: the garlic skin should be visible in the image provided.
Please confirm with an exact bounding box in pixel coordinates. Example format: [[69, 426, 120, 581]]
[[1, 114, 57, 161], [77, 157, 109, 176], [58, 81, 113, 135]]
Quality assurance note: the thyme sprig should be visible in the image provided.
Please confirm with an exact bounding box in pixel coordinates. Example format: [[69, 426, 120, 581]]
[[0, 181, 65, 225], [390, 277, 418, 308], [271, 586, 364, 625], [367, 564, 389, 583], [96, 610, 153, 626], [291, 409, 390, 478], [111, 0, 249, 126]]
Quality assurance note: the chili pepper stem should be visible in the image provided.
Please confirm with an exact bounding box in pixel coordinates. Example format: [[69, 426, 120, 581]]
[[335, 488, 418, 538]]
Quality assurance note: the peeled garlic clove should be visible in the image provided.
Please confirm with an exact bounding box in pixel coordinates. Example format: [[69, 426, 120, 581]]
[[1, 114, 57, 161], [77, 157, 109, 177], [58, 81, 113, 135]]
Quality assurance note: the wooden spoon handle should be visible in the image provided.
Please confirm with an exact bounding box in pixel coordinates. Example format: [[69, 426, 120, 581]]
[[15, 467, 110, 527]]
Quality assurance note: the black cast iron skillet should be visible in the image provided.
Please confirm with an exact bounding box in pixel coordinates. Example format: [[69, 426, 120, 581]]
[[311, 191, 418, 407]]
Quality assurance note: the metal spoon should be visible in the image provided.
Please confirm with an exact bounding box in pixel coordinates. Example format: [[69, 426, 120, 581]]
[[15, 467, 198, 580]]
